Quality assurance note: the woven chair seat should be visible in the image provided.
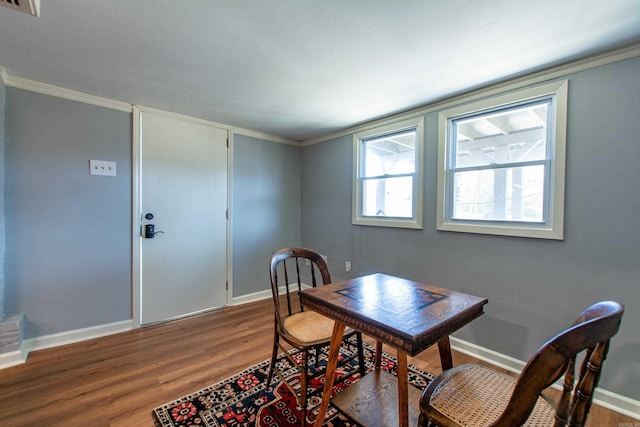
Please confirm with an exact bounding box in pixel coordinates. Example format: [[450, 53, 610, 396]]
[[283, 311, 338, 343], [284, 311, 334, 343], [427, 364, 556, 427]]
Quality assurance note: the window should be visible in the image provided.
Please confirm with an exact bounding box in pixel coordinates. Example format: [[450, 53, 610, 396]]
[[436, 80, 567, 239], [353, 117, 424, 229]]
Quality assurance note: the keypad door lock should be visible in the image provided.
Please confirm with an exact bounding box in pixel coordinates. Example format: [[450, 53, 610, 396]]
[[145, 224, 156, 238]]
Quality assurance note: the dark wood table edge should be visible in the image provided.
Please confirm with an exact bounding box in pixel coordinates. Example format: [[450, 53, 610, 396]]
[[300, 292, 487, 356]]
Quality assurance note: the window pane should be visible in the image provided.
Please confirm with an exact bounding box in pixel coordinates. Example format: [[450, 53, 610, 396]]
[[452, 101, 549, 169], [363, 176, 413, 218], [353, 117, 424, 229], [452, 164, 545, 222], [363, 129, 416, 177]]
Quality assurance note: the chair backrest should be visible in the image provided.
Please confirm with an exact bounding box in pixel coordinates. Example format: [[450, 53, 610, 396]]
[[269, 247, 332, 330], [493, 301, 624, 427]]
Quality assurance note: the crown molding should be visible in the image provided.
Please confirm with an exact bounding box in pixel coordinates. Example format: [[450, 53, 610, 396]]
[[135, 104, 233, 130], [231, 128, 300, 146], [301, 43, 640, 146], [2, 72, 132, 112]]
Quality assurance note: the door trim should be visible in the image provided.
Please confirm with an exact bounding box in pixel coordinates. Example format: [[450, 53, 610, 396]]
[[131, 105, 233, 327]]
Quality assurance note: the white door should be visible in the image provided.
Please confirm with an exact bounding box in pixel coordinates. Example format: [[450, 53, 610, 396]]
[[138, 110, 228, 325]]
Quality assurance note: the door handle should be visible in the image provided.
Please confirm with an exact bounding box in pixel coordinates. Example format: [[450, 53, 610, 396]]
[[144, 224, 164, 238]]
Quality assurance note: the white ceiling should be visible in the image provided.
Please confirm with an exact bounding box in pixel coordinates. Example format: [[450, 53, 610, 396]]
[[1, 0, 639, 141]]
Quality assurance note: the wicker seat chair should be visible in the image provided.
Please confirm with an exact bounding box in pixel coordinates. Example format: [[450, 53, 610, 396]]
[[418, 301, 624, 427], [266, 247, 366, 426]]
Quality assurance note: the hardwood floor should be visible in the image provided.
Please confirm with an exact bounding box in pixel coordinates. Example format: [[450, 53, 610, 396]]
[[0, 298, 635, 426]]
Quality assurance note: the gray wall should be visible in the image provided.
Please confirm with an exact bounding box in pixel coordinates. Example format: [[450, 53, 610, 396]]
[[2, 89, 298, 338], [5, 89, 132, 338], [232, 134, 302, 296], [301, 56, 640, 400]]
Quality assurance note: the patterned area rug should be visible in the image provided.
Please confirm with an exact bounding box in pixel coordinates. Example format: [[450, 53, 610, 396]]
[[151, 340, 433, 426]]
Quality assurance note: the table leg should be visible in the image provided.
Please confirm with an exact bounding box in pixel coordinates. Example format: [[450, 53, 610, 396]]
[[312, 321, 346, 427], [397, 351, 409, 427], [437, 336, 453, 371]]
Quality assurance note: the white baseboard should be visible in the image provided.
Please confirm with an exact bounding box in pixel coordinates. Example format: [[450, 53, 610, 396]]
[[0, 319, 134, 370], [0, 346, 27, 369], [231, 283, 311, 306], [22, 320, 134, 355], [450, 336, 527, 374], [231, 288, 273, 305], [450, 336, 640, 420]]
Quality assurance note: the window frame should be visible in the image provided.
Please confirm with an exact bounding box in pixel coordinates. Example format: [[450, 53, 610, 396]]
[[436, 80, 568, 239], [352, 117, 424, 229]]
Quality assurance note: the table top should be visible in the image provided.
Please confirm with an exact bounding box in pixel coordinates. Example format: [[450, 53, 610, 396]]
[[299, 273, 488, 356]]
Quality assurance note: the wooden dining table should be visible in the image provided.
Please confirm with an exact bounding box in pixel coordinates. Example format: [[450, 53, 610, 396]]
[[299, 273, 488, 427]]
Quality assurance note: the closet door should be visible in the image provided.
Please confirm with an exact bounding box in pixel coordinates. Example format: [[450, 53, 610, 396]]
[[138, 110, 228, 325]]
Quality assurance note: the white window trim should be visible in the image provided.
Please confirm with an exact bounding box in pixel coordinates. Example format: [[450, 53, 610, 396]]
[[436, 80, 568, 239], [352, 117, 424, 229]]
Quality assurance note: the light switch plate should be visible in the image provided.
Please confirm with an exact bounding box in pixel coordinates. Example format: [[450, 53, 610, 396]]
[[89, 160, 116, 176]]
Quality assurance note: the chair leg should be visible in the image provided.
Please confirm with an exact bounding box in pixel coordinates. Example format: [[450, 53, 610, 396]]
[[266, 329, 279, 389], [417, 413, 428, 427], [374, 340, 383, 369], [300, 350, 309, 427], [356, 332, 366, 376]]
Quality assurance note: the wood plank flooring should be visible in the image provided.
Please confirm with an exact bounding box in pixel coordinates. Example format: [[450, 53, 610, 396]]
[[0, 298, 635, 426]]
